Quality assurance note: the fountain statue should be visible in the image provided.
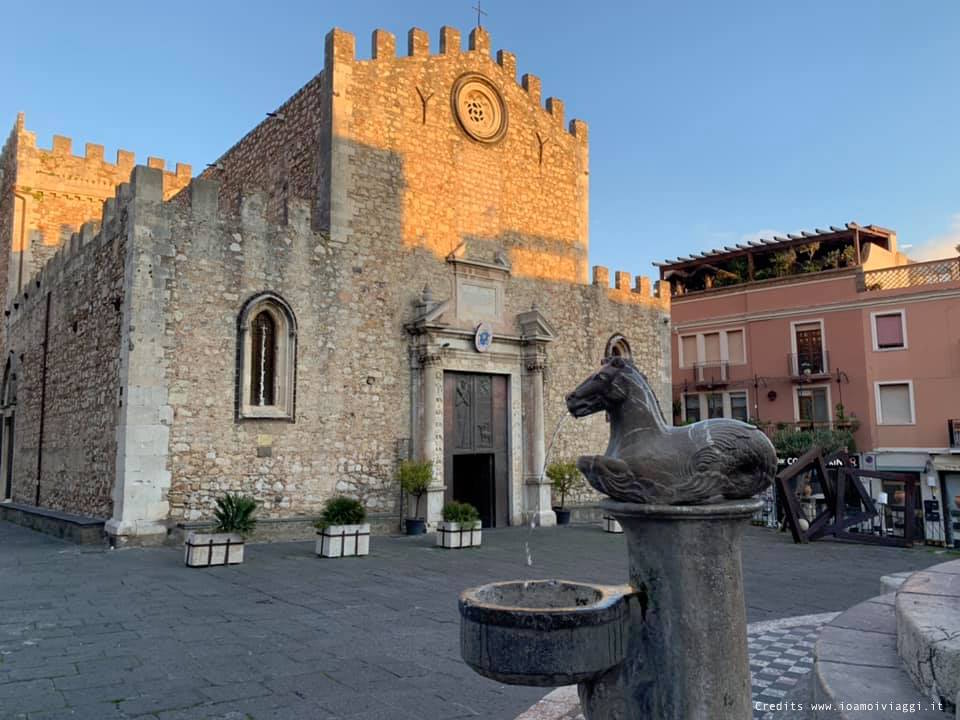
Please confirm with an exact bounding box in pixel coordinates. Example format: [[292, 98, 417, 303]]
[[460, 357, 776, 719]]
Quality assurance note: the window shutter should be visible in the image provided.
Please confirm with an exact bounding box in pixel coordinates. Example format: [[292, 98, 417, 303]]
[[879, 384, 912, 424], [875, 314, 904, 348], [681, 336, 698, 367], [703, 333, 721, 363], [726, 330, 745, 364]]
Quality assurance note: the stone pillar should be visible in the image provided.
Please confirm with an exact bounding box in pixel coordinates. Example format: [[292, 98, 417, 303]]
[[106, 167, 175, 545], [417, 349, 445, 529], [580, 499, 761, 719], [523, 354, 556, 527]]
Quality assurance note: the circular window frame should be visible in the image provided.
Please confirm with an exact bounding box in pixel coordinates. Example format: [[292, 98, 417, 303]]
[[451, 73, 509, 144]]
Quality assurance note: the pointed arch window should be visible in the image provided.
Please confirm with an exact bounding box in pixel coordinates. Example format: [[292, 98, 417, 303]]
[[238, 293, 296, 420]]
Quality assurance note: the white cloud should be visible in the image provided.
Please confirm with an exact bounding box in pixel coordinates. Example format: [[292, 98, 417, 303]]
[[910, 214, 960, 261]]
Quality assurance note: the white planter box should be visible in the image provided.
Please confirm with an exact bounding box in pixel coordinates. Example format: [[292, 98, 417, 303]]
[[184, 532, 245, 567], [436, 521, 482, 549], [601, 516, 623, 534], [316, 523, 370, 558]]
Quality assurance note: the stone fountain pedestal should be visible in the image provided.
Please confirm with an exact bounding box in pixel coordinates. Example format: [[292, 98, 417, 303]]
[[459, 497, 762, 720], [580, 497, 762, 720]]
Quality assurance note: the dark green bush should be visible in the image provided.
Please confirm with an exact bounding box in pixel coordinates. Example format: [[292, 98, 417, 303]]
[[442, 501, 480, 524], [213, 494, 258, 535], [397, 460, 433, 519], [771, 427, 856, 459], [316, 496, 367, 529], [546, 460, 582, 509]]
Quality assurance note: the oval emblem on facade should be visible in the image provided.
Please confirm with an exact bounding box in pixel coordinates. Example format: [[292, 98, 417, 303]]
[[452, 74, 508, 143], [475, 322, 493, 353]]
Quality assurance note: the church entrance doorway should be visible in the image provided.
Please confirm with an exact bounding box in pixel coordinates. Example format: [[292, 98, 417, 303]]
[[443, 373, 509, 528]]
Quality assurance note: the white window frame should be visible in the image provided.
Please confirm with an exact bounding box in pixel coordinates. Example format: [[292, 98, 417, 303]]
[[727, 389, 749, 422], [874, 380, 916, 426], [681, 389, 750, 423], [870, 309, 908, 352], [793, 383, 833, 424], [789, 318, 827, 376], [238, 293, 298, 421], [677, 328, 746, 371]]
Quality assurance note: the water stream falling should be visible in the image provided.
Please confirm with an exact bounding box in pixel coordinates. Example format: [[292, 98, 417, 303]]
[[524, 412, 571, 566]]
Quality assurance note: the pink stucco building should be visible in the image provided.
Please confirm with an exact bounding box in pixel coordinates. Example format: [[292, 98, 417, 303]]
[[658, 223, 960, 545]]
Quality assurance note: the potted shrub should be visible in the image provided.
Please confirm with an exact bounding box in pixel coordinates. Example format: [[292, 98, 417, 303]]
[[546, 460, 582, 526], [397, 459, 432, 535], [437, 501, 482, 549], [184, 493, 256, 567], [315, 496, 369, 558]]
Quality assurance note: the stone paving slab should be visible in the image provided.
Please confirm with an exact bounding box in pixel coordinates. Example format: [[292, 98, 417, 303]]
[[0, 520, 953, 720]]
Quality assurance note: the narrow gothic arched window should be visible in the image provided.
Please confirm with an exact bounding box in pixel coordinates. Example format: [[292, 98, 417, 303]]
[[605, 334, 632, 361], [238, 294, 297, 420], [250, 311, 276, 406]]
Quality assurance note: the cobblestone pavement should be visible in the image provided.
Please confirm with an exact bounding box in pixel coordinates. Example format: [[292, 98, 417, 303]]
[[0, 520, 953, 720]]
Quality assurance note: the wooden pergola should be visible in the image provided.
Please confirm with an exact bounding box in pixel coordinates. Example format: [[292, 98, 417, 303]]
[[655, 223, 895, 294]]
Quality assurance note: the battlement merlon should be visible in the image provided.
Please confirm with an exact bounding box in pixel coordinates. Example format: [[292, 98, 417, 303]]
[[10, 114, 192, 198], [591, 266, 671, 308], [322, 26, 588, 142], [5, 165, 318, 322]]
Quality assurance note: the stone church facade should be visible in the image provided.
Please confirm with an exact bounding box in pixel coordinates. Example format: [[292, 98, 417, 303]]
[[0, 25, 671, 543]]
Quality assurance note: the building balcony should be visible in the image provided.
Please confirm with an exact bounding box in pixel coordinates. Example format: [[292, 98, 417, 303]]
[[787, 352, 830, 382], [950, 419, 960, 449], [680, 361, 730, 390], [859, 257, 960, 292]]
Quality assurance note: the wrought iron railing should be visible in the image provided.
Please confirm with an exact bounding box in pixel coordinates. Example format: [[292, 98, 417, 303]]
[[787, 351, 830, 378], [693, 361, 728, 386], [860, 257, 960, 292], [757, 420, 858, 436]]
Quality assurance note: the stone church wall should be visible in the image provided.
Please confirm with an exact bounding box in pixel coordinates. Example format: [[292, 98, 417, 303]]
[[4, 186, 129, 517], [160, 177, 411, 522], [167, 26, 670, 523]]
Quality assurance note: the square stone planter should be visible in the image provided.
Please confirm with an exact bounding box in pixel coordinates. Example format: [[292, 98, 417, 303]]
[[437, 521, 482, 549], [316, 523, 370, 558], [601, 516, 623, 534], [184, 532, 245, 567]]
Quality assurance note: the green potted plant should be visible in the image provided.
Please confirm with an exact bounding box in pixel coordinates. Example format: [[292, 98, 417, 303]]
[[184, 493, 257, 567], [397, 459, 432, 535], [437, 501, 482, 549], [315, 496, 369, 558], [546, 460, 582, 526]]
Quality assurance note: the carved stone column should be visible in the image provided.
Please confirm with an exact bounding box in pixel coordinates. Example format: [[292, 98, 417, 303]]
[[417, 348, 445, 529], [523, 353, 556, 527]]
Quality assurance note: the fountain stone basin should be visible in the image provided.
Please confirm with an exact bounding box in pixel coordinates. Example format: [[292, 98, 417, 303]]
[[459, 579, 632, 687]]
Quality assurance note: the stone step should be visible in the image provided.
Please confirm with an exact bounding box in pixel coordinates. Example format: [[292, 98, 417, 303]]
[[813, 593, 949, 719], [880, 571, 912, 595], [896, 559, 960, 716]]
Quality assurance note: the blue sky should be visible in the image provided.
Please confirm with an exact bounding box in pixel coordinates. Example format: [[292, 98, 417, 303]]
[[4, 1, 959, 274]]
